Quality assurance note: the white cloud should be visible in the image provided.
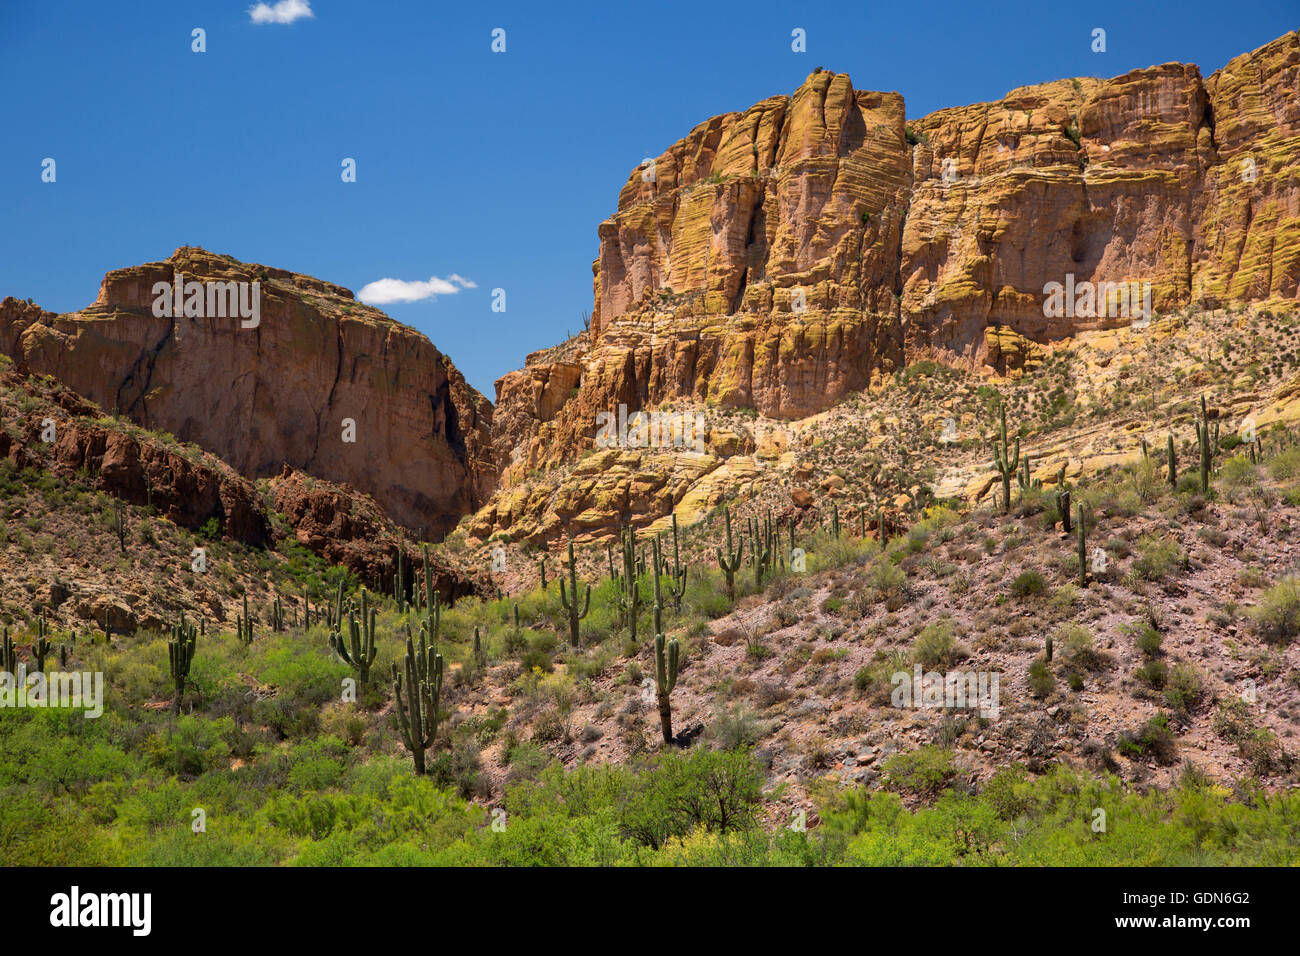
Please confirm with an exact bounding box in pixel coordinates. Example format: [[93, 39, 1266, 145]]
[[357, 274, 477, 305], [249, 0, 314, 25]]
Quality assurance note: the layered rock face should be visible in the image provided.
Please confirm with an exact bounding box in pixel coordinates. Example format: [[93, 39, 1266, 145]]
[[0, 366, 270, 547], [475, 31, 1300, 543], [0, 248, 494, 540]]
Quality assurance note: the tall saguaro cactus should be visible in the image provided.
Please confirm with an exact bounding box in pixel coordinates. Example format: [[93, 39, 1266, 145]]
[[392, 633, 444, 775], [1, 626, 17, 674], [651, 536, 667, 636], [1077, 503, 1088, 588], [654, 633, 681, 744], [422, 584, 441, 646], [32, 614, 51, 672], [749, 513, 775, 589], [558, 536, 590, 648], [1167, 433, 1177, 488], [1057, 486, 1072, 534], [328, 579, 347, 630], [236, 593, 254, 645], [1196, 396, 1214, 493], [168, 615, 198, 713], [670, 513, 683, 579], [330, 588, 378, 685], [618, 525, 643, 642], [715, 507, 745, 601], [652, 533, 687, 631], [992, 404, 1020, 513]]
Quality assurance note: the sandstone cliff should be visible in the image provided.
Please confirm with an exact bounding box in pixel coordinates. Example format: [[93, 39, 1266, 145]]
[[474, 31, 1300, 544], [0, 248, 494, 541]]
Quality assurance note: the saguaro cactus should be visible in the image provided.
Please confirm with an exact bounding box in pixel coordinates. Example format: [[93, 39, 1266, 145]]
[[1196, 398, 1213, 493], [330, 588, 378, 685], [32, 614, 51, 672], [328, 579, 347, 629], [421, 544, 437, 617], [110, 502, 128, 553], [558, 537, 590, 648], [539, 554, 548, 591], [670, 513, 683, 579], [992, 404, 1020, 513], [392, 633, 444, 775], [715, 507, 745, 601], [618, 526, 643, 642], [392, 548, 407, 611], [168, 615, 198, 713], [473, 626, 487, 671], [1077, 503, 1088, 588], [237, 593, 254, 644], [654, 633, 681, 744], [652, 533, 688, 631], [749, 514, 774, 589], [1167, 434, 1177, 488], [421, 584, 441, 646], [1057, 486, 1072, 534], [651, 536, 667, 636], [1, 626, 17, 674]]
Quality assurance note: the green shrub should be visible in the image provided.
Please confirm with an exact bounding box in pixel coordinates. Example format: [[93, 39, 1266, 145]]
[[1133, 623, 1163, 657], [865, 559, 907, 601], [912, 622, 968, 670], [618, 749, 764, 849], [1218, 454, 1258, 489], [709, 705, 764, 751], [1164, 663, 1204, 714], [1251, 577, 1300, 645], [1133, 659, 1168, 689], [1009, 569, 1047, 599], [1056, 624, 1107, 671], [882, 745, 957, 798], [1028, 659, 1055, 698], [1131, 534, 1185, 582], [1266, 446, 1300, 481], [1118, 713, 1177, 764]]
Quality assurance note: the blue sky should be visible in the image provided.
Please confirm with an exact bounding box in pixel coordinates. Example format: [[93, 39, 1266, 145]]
[[1, 1, 1295, 398]]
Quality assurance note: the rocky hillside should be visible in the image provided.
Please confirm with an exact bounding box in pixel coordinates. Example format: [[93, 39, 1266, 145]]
[[0, 248, 495, 541], [475, 31, 1299, 544], [0, 355, 485, 638]]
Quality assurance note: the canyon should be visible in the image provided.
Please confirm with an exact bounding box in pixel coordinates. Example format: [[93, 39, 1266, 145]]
[[2, 31, 1297, 549], [474, 30, 1299, 543]]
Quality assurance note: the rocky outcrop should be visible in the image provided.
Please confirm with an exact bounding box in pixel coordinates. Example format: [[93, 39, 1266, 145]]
[[476, 31, 1300, 544], [268, 466, 487, 602], [0, 248, 494, 541], [0, 366, 271, 546]]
